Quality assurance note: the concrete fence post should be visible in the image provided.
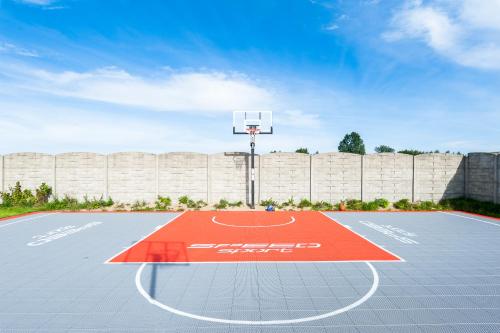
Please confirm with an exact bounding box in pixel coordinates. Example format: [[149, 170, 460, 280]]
[[309, 154, 313, 201], [360, 154, 364, 202], [411, 155, 415, 202], [53, 155, 57, 197], [494, 154, 499, 204], [104, 154, 109, 200], [464, 154, 469, 199], [155, 154, 159, 198], [207, 154, 211, 204], [1, 155, 4, 193]]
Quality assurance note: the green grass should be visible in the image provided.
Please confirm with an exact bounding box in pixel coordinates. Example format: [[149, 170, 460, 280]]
[[0, 206, 38, 219]]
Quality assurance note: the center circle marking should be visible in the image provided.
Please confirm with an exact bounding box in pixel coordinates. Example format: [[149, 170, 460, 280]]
[[135, 262, 379, 325], [211, 215, 296, 228]]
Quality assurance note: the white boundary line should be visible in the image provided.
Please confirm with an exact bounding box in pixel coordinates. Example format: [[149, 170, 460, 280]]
[[0, 212, 58, 229], [320, 212, 406, 262], [103, 212, 186, 264], [107, 259, 401, 264], [211, 215, 295, 228], [135, 261, 379, 325], [441, 211, 500, 228]]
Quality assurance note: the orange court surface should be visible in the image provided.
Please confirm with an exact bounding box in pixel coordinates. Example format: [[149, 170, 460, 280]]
[[108, 211, 402, 263]]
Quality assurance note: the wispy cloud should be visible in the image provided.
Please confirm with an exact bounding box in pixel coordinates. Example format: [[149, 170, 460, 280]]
[[0, 42, 39, 57], [383, 0, 500, 70], [16, 0, 55, 5], [4, 65, 275, 112]]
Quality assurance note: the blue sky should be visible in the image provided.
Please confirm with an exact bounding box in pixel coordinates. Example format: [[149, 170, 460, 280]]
[[0, 0, 499, 154]]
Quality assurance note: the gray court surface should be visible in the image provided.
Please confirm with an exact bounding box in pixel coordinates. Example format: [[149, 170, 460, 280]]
[[1, 211, 500, 332]]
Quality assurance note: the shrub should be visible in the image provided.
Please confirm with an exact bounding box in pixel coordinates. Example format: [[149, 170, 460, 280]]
[[35, 183, 52, 205], [0, 181, 36, 207], [346, 199, 363, 210], [80, 195, 112, 209], [187, 199, 207, 210], [297, 198, 312, 209], [131, 200, 151, 211], [439, 198, 500, 218], [413, 201, 438, 210], [155, 196, 172, 210], [373, 198, 389, 209], [260, 198, 278, 207], [214, 199, 229, 209], [362, 201, 380, 211], [228, 200, 243, 207], [279, 198, 296, 209], [311, 201, 334, 211], [178, 195, 190, 205], [393, 199, 412, 210]]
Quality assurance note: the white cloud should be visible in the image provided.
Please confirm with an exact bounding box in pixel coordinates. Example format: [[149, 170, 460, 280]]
[[384, 0, 500, 70], [7, 66, 275, 112], [0, 42, 39, 57], [275, 110, 321, 129], [16, 0, 55, 5]]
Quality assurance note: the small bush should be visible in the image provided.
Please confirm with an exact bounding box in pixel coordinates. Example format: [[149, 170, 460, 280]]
[[297, 198, 312, 209], [311, 201, 334, 211], [346, 199, 363, 210], [0, 181, 36, 207], [155, 196, 172, 210], [393, 199, 412, 210], [439, 198, 500, 218], [131, 200, 151, 211], [80, 195, 113, 210], [214, 199, 229, 209], [413, 201, 438, 210], [362, 201, 380, 211], [178, 195, 190, 205], [228, 200, 243, 207], [260, 198, 278, 207], [279, 198, 296, 209], [373, 198, 389, 209], [35, 183, 52, 205], [187, 199, 207, 210]]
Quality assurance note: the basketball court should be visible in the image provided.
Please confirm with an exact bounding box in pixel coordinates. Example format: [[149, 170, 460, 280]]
[[1, 210, 500, 332]]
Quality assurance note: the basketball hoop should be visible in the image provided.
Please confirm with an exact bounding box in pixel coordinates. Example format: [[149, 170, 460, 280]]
[[233, 111, 273, 209], [245, 126, 261, 137]]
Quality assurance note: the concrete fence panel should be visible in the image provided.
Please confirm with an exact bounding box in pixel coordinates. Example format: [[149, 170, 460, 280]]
[[414, 154, 465, 201], [496, 154, 500, 204], [467, 153, 496, 202], [158, 152, 208, 203], [209, 152, 252, 204], [260, 153, 310, 203], [3, 153, 55, 192], [0, 155, 3, 193], [56, 153, 107, 200], [311, 153, 362, 202], [362, 153, 413, 202], [107, 152, 157, 203]]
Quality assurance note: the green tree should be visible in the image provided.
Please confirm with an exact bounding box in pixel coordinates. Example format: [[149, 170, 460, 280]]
[[398, 149, 425, 156], [375, 145, 395, 153], [338, 132, 366, 155], [295, 148, 309, 154]]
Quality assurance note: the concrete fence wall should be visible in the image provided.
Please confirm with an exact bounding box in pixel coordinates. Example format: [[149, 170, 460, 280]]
[[466, 153, 499, 204], [0, 152, 498, 204]]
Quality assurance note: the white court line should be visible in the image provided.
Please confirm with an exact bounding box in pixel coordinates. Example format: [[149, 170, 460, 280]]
[[104, 212, 186, 264], [0, 212, 58, 229], [320, 212, 405, 262], [135, 261, 379, 325], [211, 215, 295, 228], [441, 211, 500, 228]]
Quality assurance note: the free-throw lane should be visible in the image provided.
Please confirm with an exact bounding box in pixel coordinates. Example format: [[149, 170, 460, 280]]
[[109, 211, 400, 263]]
